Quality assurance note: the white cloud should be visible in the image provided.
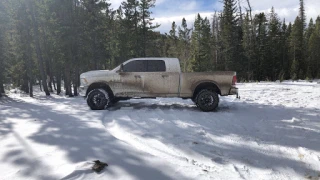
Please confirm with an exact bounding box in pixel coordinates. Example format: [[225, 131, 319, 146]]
[[108, 0, 320, 33], [109, 0, 123, 10], [247, 0, 320, 22], [179, 1, 198, 11], [155, 0, 167, 5], [154, 0, 320, 33]]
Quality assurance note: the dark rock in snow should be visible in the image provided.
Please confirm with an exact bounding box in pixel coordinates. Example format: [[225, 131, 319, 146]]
[[92, 160, 108, 173]]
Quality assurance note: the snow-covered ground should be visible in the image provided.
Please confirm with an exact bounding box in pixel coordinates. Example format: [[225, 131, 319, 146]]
[[0, 82, 320, 180]]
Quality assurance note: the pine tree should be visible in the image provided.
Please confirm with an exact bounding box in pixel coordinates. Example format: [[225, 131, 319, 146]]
[[299, 0, 306, 29], [190, 14, 213, 72], [121, 0, 140, 59], [190, 14, 202, 72], [139, 0, 159, 57], [290, 17, 304, 80], [305, 18, 315, 78], [254, 13, 268, 80], [211, 12, 220, 71], [285, 22, 292, 79], [178, 18, 191, 72], [308, 17, 320, 78], [0, 1, 7, 95], [27, 0, 50, 96], [242, 12, 254, 80], [168, 21, 178, 57], [280, 19, 289, 81], [220, 0, 238, 71], [267, 7, 281, 81]]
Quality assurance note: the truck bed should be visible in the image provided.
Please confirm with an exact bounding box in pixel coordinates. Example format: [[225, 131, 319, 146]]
[[179, 71, 237, 97]]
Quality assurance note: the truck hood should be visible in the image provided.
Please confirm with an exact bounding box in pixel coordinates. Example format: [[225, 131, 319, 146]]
[[80, 70, 113, 78]]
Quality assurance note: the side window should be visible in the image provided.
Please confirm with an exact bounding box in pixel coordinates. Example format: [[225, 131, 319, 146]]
[[147, 60, 166, 72], [123, 60, 147, 72]]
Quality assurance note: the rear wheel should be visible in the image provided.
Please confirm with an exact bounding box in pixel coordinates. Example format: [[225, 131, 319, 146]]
[[87, 89, 110, 110], [195, 89, 219, 112]]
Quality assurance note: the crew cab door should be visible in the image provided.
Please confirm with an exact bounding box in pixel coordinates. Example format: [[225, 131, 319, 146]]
[[143, 60, 180, 97], [117, 60, 146, 97], [142, 60, 168, 97]]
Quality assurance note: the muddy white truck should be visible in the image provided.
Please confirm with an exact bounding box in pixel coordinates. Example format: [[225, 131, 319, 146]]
[[80, 58, 238, 112]]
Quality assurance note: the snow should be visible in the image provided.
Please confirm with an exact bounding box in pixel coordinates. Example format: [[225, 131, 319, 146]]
[[0, 82, 320, 180]]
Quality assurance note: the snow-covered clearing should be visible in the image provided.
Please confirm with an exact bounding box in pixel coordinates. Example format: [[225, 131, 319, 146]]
[[0, 82, 320, 180]]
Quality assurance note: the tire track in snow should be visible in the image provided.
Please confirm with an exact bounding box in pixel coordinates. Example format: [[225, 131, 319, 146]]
[[103, 106, 220, 174]]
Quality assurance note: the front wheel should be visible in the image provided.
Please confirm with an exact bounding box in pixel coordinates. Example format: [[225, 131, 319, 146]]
[[195, 89, 219, 112], [87, 89, 110, 110]]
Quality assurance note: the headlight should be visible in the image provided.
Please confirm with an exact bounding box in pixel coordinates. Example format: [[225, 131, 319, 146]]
[[81, 78, 88, 86]]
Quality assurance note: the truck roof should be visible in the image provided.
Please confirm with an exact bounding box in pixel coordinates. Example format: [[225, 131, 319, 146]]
[[129, 57, 178, 61]]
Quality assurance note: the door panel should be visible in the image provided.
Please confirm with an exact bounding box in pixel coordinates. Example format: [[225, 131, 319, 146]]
[[165, 72, 180, 96], [115, 60, 147, 97], [116, 72, 144, 97], [142, 60, 167, 97], [142, 60, 180, 97], [142, 72, 167, 97]]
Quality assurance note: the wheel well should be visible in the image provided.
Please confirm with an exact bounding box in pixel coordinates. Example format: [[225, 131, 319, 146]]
[[86, 83, 114, 98], [193, 82, 221, 99]]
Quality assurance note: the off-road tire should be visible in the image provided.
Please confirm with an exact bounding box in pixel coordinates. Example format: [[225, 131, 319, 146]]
[[195, 89, 219, 112], [87, 89, 110, 110]]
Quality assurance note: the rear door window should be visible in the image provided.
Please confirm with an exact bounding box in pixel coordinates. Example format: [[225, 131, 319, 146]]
[[147, 60, 166, 72]]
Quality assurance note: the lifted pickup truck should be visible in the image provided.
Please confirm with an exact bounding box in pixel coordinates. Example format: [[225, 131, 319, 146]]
[[80, 58, 238, 112]]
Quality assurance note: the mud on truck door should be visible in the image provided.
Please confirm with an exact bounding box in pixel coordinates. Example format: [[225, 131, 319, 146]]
[[118, 60, 146, 97], [142, 60, 169, 97]]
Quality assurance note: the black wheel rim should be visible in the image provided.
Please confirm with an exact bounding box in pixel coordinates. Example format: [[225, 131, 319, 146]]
[[199, 94, 214, 108], [92, 93, 107, 108]]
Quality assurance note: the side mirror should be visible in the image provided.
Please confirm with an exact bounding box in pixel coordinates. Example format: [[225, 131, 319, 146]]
[[117, 64, 124, 73]]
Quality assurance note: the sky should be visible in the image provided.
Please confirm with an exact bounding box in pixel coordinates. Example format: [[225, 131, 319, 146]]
[[109, 0, 320, 33]]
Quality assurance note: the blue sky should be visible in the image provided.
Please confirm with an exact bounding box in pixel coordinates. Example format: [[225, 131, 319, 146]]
[[110, 0, 320, 33]]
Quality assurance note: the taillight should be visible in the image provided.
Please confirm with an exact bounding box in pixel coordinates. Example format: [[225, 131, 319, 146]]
[[232, 75, 237, 85]]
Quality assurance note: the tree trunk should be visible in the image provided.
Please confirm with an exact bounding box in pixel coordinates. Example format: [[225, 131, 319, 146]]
[[73, 64, 79, 96], [0, 79, 4, 94], [29, 81, 33, 97], [39, 79, 42, 91], [40, 21, 54, 93], [56, 72, 61, 95], [0, 57, 4, 94], [47, 75, 53, 92], [27, 0, 50, 96], [22, 76, 29, 94], [26, 28, 34, 97], [73, 83, 78, 96], [64, 66, 73, 97], [71, 0, 78, 97], [0, 72, 3, 97], [51, 72, 56, 91], [64, 71, 69, 96]]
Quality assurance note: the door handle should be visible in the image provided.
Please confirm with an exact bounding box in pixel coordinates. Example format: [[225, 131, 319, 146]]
[[162, 75, 169, 78], [134, 75, 141, 78]]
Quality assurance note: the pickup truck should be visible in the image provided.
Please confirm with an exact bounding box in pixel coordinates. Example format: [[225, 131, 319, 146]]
[[80, 58, 238, 112]]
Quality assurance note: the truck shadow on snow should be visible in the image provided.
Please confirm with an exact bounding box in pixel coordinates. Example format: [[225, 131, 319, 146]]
[[108, 101, 198, 111], [1, 96, 320, 179]]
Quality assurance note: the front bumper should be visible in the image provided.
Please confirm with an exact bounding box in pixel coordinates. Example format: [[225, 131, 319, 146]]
[[79, 86, 88, 97]]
